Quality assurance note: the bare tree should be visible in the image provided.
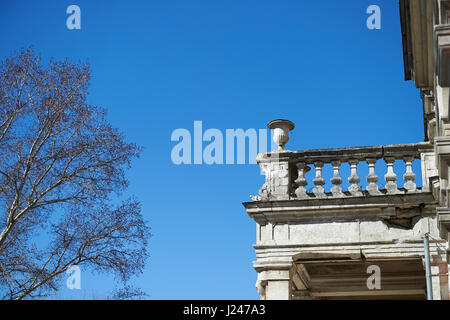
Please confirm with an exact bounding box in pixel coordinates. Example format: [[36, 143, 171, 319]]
[[0, 47, 150, 300]]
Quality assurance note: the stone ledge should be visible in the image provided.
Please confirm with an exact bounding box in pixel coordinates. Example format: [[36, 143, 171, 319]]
[[243, 193, 437, 224], [252, 242, 446, 271], [252, 239, 446, 250]]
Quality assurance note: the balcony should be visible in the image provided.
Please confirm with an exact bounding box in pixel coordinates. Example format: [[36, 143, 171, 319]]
[[245, 142, 438, 225]]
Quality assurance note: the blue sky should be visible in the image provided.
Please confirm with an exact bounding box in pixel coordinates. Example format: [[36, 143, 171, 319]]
[[0, 1, 424, 299]]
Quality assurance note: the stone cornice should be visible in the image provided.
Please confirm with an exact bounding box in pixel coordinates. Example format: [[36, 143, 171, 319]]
[[243, 192, 437, 224]]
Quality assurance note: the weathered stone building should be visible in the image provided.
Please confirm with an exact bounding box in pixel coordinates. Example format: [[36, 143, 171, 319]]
[[243, 0, 450, 300]]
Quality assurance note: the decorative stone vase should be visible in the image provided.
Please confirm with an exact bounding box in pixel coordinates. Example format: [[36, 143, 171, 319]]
[[268, 119, 295, 151]]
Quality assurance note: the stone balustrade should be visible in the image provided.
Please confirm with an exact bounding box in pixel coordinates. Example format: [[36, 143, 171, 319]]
[[253, 142, 437, 201]]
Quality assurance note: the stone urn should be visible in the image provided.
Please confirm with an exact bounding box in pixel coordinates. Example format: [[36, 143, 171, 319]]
[[268, 119, 295, 151]]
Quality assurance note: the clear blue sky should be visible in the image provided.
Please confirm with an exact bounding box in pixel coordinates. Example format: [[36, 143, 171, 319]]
[[0, 1, 424, 299]]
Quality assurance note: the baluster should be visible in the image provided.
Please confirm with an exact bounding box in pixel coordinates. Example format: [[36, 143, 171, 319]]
[[403, 156, 417, 192], [384, 157, 401, 194], [294, 162, 310, 199], [366, 158, 381, 195], [312, 161, 327, 198], [348, 159, 363, 196], [330, 160, 344, 197]]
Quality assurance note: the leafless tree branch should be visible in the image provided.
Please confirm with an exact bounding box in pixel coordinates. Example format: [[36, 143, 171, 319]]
[[0, 47, 150, 300]]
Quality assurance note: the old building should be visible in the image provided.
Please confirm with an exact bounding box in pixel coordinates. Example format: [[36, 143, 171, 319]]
[[243, 0, 450, 300]]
